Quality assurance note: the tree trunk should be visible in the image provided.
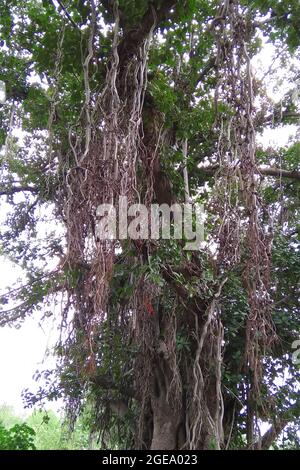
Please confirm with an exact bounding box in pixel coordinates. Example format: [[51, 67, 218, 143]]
[[151, 398, 180, 450]]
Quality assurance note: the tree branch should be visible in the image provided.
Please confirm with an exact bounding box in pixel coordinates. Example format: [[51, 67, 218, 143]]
[[253, 12, 292, 29], [200, 164, 300, 181], [260, 400, 300, 450], [262, 111, 300, 126], [0, 185, 37, 196], [52, 0, 81, 30], [117, 0, 177, 65], [92, 374, 136, 400], [195, 56, 217, 87]]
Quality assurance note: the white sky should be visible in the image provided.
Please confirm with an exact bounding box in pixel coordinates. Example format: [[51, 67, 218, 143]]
[[0, 31, 299, 417], [0, 259, 61, 414]]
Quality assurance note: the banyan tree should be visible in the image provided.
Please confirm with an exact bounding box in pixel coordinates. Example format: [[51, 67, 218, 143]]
[[0, 0, 300, 450]]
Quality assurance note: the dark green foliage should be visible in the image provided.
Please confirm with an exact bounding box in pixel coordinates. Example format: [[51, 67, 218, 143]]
[[0, 422, 36, 450]]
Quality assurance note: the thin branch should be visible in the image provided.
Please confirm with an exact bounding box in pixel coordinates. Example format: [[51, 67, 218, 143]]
[[199, 164, 300, 181], [0, 270, 61, 300], [195, 56, 217, 87], [50, 0, 81, 31], [0, 185, 38, 196], [253, 12, 292, 29], [260, 400, 300, 450], [260, 45, 289, 83], [263, 111, 300, 126], [258, 167, 300, 180]]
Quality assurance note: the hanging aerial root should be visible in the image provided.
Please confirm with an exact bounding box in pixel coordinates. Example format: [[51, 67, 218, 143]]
[[55, 2, 158, 386], [213, 0, 276, 406], [184, 278, 226, 450]]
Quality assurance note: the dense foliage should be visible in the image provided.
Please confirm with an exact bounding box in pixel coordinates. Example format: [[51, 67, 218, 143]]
[[0, 421, 36, 450], [0, 0, 299, 450], [0, 405, 96, 450]]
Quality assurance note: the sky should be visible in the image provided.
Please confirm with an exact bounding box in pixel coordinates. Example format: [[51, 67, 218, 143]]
[[0, 259, 61, 414], [0, 31, 299, 417]]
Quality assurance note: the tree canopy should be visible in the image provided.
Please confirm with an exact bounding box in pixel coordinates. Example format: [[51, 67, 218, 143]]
[[0, 0, 300, 450]]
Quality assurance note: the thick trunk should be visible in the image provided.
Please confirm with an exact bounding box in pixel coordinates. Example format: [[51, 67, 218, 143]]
[[150, 395, 221, 450], [150, 400, 180, 450], [147, 351, 223, 450], [149, 364, 182, 450]]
